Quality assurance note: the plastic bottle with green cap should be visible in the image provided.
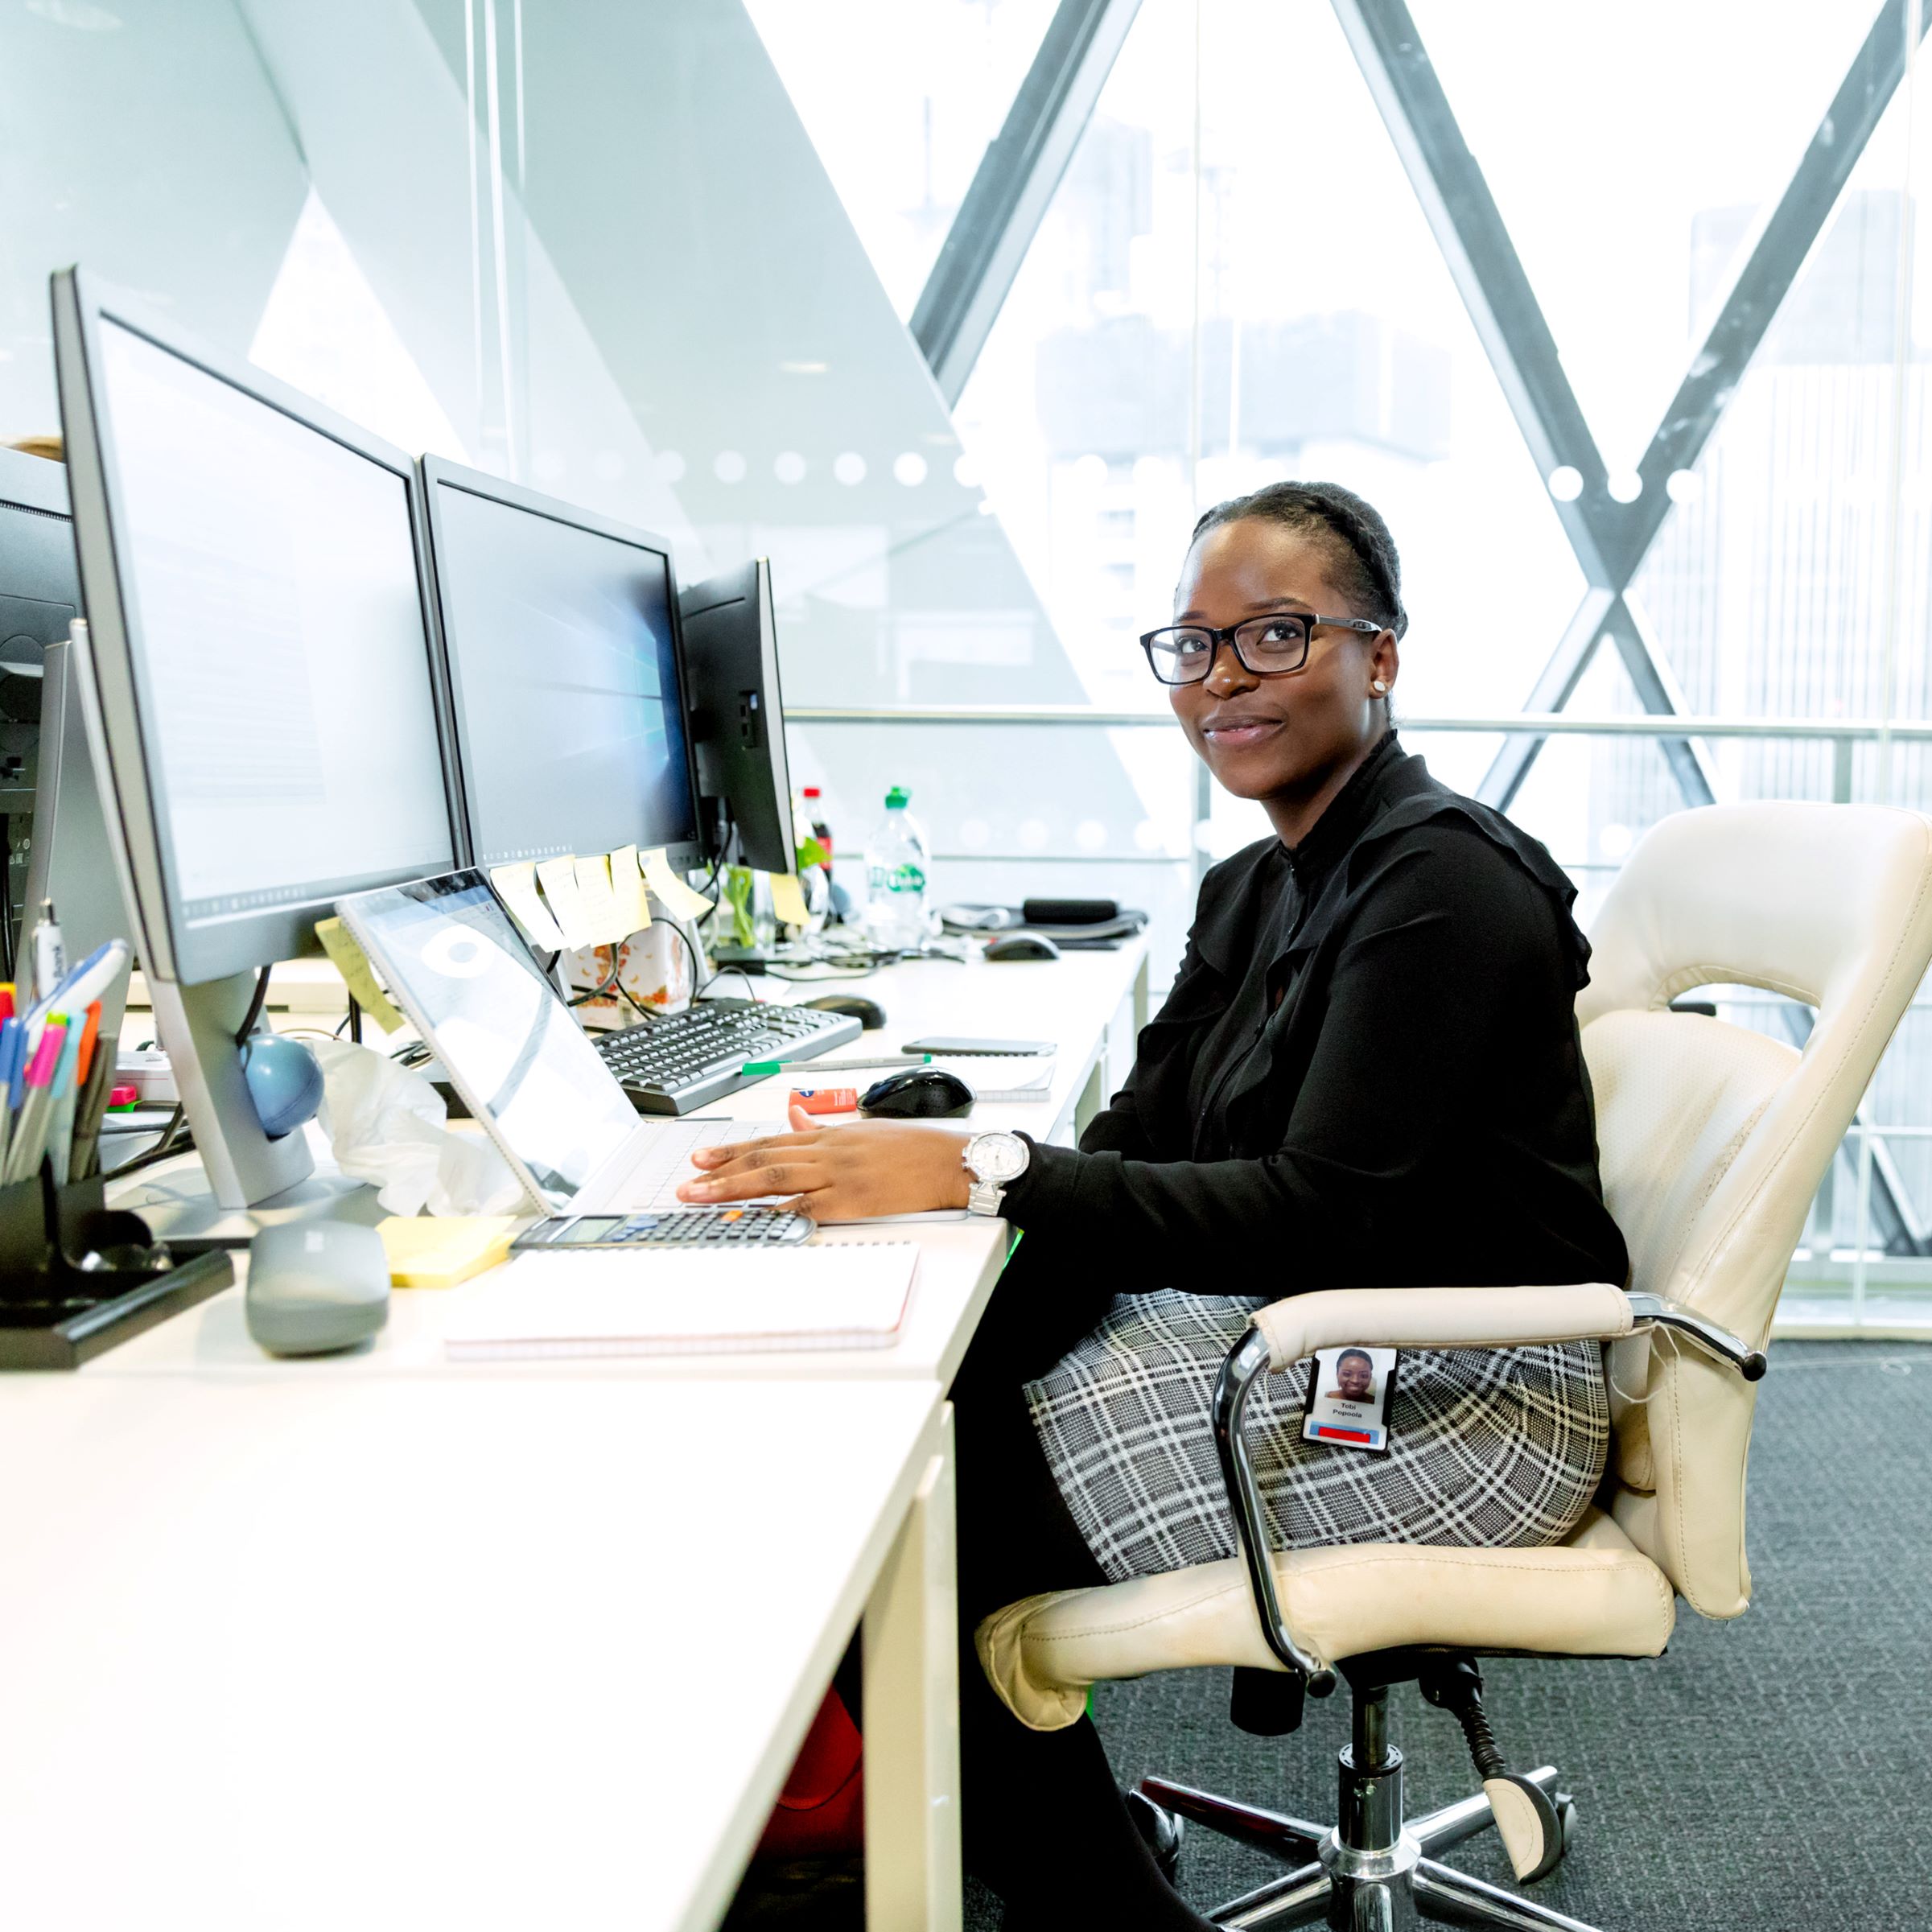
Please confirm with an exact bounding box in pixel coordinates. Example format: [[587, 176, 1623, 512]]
[[862, 785, 932, 950]]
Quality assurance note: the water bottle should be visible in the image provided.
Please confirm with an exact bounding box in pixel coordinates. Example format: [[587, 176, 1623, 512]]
[[863, 786, 932, 950]]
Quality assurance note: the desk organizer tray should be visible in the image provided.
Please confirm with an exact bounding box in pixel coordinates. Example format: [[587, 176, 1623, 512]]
[[0, 1168, 233, 1370]]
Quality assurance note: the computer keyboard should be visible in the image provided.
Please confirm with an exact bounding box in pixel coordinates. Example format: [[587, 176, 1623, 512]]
[[592, 997, 863, 1114]]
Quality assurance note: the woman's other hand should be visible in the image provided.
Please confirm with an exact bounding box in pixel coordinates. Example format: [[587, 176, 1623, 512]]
[[675, 1102, 973, 1221]]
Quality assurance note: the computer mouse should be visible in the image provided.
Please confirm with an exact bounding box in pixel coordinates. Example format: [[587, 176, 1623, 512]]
[[245, 1221, 390, 1357], [860, 1068, 976, 1119], [984, 933, 1062, 962], [805, 992, 888, 1029]]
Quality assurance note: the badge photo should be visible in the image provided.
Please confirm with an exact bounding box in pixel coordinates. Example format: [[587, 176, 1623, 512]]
[[1301, 1344, 1400, 1454]]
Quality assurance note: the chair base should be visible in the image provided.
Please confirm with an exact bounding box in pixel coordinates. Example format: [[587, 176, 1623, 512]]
[[1141, 1689, 1593, 1931]]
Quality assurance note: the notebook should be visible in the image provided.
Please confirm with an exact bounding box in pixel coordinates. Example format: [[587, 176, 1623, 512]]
[[443, 1242, 918, 1359]]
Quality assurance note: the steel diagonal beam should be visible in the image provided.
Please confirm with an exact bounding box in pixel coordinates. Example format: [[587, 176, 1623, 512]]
[[912, 0, 1142, 406], [1620, 0, 1932, 584], [1329, 0, 1616, 583]]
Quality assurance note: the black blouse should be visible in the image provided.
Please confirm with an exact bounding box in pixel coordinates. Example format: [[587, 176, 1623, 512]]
[[1001, 735, 1629, 1297]]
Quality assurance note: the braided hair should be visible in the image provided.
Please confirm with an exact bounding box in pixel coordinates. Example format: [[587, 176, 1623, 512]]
[[1189, 480, 1408, 641]]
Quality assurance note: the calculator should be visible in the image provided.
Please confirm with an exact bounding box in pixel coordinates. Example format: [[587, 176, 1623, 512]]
[[512, 1207, 815, 1250]]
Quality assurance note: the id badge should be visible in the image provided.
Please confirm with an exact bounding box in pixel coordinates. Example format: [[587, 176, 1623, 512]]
[[1301, 1345, 1400, 1454]]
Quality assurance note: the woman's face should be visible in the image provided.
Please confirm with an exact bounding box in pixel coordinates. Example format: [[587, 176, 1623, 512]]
[[1167, 518, 1399, 805]]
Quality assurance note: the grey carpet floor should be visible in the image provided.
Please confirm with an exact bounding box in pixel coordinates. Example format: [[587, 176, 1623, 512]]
[[963, 1340, 1932, 1932]]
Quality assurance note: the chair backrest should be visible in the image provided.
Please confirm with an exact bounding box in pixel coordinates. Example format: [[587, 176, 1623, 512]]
[[1577, 801, 1932, 1618]]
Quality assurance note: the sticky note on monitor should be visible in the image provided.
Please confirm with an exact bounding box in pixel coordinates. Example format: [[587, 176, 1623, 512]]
[[641, 847, 713, 921], [534, 856, 598, 950], [489, 861, 566, 952], [315, 917, 405, 1033], [769, 871, 810, 929], [572, 853, 632, 945], [608, 847, 652, 936]]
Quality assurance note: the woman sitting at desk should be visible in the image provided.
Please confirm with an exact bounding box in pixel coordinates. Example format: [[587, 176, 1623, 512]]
[[679, 481, 1628, 1929]]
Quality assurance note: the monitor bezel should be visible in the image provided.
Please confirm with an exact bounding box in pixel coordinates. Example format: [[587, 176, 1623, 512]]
[[418, 455, 706, 876], [51, 266, 463, 987]]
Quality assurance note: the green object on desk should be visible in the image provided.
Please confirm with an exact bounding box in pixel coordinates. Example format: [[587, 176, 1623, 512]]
[[739, 1053, 931, 1077]]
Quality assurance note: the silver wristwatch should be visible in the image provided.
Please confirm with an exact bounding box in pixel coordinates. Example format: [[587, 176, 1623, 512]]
[[962, 1131, 1030, 1216]]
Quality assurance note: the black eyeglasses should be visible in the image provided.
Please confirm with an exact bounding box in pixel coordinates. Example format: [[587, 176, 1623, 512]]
[[1139, 612, 1384, 686]]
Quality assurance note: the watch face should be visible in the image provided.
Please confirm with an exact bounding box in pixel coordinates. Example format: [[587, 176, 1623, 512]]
[[970, 1133, 1029, 1183]]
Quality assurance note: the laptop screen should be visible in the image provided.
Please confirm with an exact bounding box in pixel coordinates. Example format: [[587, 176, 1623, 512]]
[[340, 871, 638, 1205]]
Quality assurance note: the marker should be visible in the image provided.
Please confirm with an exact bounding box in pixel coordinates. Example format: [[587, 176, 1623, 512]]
[[739, 1053, 931, 1077], [6, 1017, 67, 1186], [46, 1017, 87, 1188], [29, 901, 64, 1009], [0, 1016, 19, 1174]]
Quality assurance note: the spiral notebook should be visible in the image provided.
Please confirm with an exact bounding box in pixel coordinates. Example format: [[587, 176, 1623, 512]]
[[443, 1242, 917, 1359]]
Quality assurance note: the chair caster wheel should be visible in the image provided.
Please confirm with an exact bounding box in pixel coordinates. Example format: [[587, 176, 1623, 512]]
[[1522, 1794, 1576, 1884]]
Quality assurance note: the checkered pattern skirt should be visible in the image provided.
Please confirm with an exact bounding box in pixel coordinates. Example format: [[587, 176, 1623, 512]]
[[1027, 1291, 1609, 1584]]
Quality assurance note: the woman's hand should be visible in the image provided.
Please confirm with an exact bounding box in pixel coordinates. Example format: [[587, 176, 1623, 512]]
[[676, 1102, 974, 1221]]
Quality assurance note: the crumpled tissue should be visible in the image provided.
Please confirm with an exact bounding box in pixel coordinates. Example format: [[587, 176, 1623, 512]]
[[315, 1040, 524, 1218]]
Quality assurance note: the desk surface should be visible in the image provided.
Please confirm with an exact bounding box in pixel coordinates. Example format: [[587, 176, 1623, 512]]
[[0, 1373, 945, 1932], [93, 941, 1145, 1386]]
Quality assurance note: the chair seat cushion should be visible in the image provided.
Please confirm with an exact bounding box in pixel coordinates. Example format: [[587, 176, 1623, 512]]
[[975, 1509, 1677, 1730]]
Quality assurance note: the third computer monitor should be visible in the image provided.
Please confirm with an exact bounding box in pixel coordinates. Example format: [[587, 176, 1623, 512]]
[[418, 459, 702, 875], [677, 558, 795, 876]]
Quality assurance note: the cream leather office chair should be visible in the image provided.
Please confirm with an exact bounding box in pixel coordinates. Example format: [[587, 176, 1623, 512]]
[[976, 801, 1932, 1930]]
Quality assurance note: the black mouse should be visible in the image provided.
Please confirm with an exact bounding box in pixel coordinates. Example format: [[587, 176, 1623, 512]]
[[804, 992, 887, 1029], [860, 1068, 976, 1118], [984, 933, 1062, 962]]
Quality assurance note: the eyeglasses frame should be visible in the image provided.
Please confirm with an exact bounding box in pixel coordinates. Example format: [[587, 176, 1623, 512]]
[[1138, 613, 1386, 686]]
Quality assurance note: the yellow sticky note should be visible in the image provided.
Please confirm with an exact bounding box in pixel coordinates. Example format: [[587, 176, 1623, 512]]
[[378, 1214, 520, 1288], [489, 861, 566, 951], [609, 846, 651, 935], [769, 870, 810, 928], [641, 846, 714, 921], [315, 917, 405, 1034], [573, 853, 631, 945], [535, 856, 597, 949]]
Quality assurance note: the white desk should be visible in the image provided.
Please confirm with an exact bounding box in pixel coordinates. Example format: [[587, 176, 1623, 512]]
[[95, 939, 1148, 1388], [21, 938, 1149, 1930], [0, 1374, 958, 1932]]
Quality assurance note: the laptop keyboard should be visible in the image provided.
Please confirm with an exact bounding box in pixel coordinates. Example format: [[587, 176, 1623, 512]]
[[607, 1117, 791, 1210], [593, 998, 862, 1114]]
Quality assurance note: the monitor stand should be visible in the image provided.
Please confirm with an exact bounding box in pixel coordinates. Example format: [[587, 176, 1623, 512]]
[[112, 1155, 381, 1247], [149, 972, 317, 1209]]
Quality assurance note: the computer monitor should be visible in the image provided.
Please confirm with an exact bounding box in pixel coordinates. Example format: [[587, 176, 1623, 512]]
[[678, 558, 796, 875], [52, 268, 460, 1209], [418, 457, 702, 874], [0, 447, 81, 974]]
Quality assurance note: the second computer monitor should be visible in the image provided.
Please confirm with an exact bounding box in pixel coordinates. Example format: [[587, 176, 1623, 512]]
[[419, 459, 702, 874]]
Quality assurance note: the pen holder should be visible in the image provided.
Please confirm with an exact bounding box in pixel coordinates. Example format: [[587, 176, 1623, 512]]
[[0, 1161, 233, 1369]]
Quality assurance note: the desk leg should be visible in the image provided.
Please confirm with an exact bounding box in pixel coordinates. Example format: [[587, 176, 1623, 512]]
[[1134, 950, 1150, 1035], [863, 1405, 960, 1932]]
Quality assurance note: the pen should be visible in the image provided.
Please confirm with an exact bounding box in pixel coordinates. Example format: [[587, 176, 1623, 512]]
[[739, 1053, 932, 1077], [6, 1018, 66, 1186]]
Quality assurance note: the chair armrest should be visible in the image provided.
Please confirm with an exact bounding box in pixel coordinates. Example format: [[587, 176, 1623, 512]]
[[1250, 1283, 1767, 1382], [1250, 1282, 1633, 1372], [1214, 1283, 1765, 1699]]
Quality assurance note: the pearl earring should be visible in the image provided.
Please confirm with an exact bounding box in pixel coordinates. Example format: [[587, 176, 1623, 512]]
[[1372, 679, 1390, 694]]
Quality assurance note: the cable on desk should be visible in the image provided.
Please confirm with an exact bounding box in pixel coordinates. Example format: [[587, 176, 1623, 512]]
[[233, 964, 273, 1045]]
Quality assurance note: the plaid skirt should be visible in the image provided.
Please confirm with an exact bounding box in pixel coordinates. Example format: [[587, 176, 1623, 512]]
[[1027, 1291, 1609, 1584]]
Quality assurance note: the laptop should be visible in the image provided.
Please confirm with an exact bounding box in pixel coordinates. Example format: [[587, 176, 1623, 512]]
[[339, 871, 783, 1215]]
